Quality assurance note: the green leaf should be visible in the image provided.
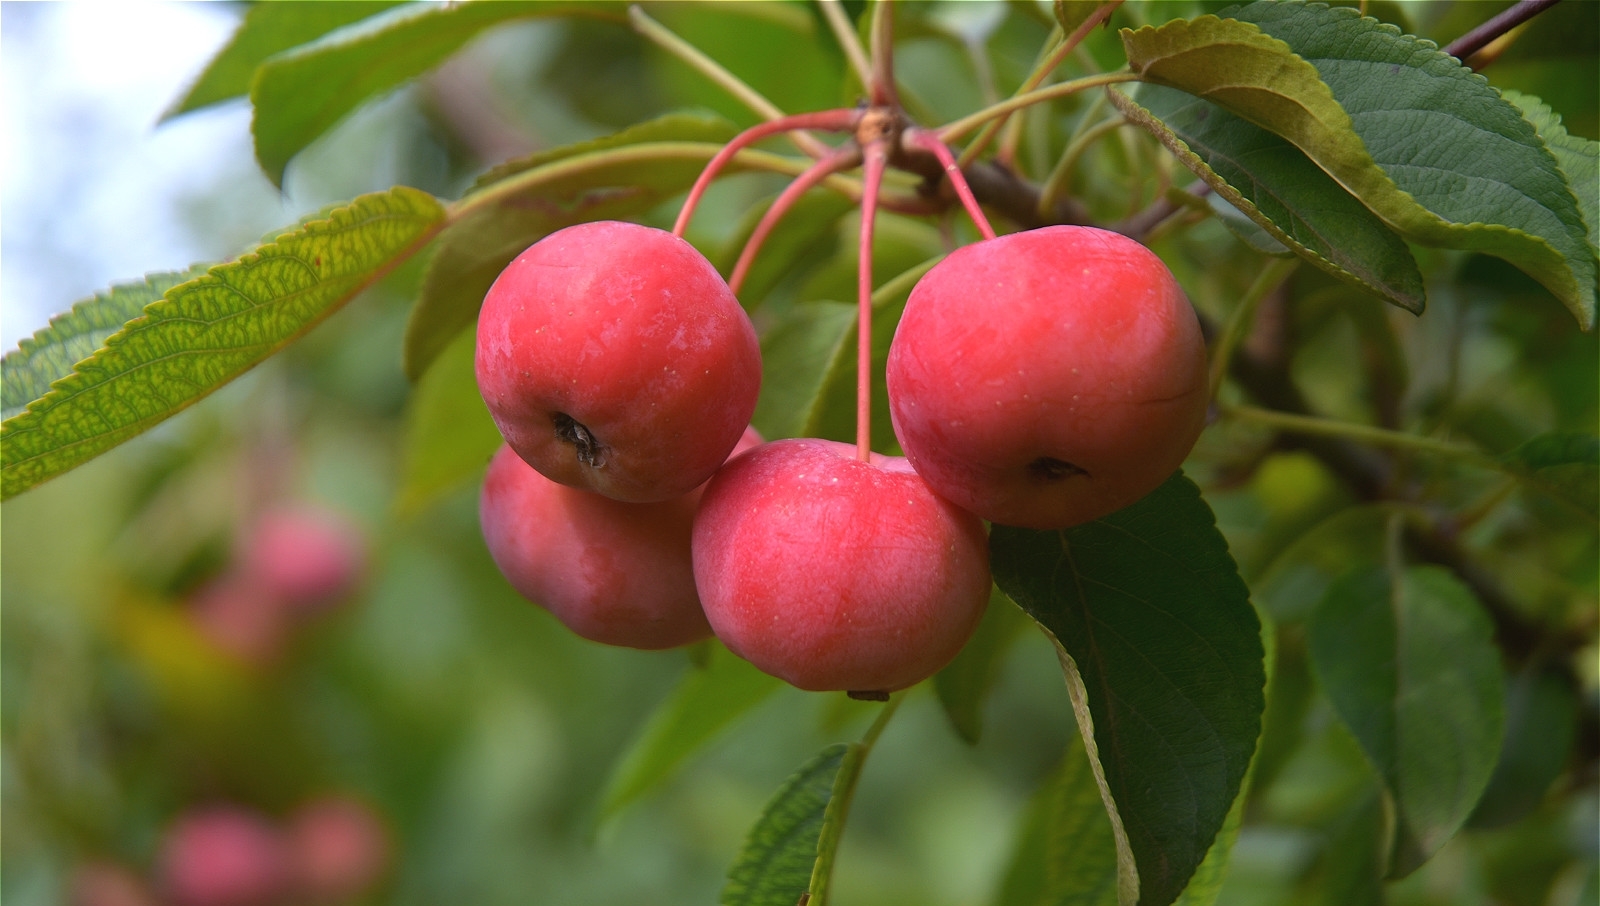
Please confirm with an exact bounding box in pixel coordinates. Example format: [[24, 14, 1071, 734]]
[[752, 300, 856, 442], [1109, 83, 1425, 313], [1468, 663, 1579, 829], [1297, 788, 1386, 906], [162, 1, 404, 120], [1173, 609, 1274, 906], [934, 587, 1030, 744], [1251, 504, 1393, 622], [991, 473, 1266, 906], [996, 733, 1121, 906], [393, 327, 503, 517], [1305, 564, 1507, 877], [597, 642, 782, 826], [1501, 432, 1599, 519], [2, 266, 208, 422], [403, 114, 743, 382], [1122, 3, 1598, 328], [1503, 90, 1600, 267], [723, 743, 858, 906], [249, 1, 627, 186], [800, 257, 939, 448], [1, 187, 446, 501]]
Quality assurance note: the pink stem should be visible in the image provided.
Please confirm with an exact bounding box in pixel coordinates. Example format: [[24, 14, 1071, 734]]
[[856, 139, 888, 463], [671, 109, 859, 238], [729, 145, 862, 296], [904, 129, 997, 241]]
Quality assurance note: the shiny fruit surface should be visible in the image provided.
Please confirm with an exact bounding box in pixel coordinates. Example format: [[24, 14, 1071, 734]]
[[475, 221, 761, 502], [886, 225, 1207, 529], [692, 438, 991, 694]]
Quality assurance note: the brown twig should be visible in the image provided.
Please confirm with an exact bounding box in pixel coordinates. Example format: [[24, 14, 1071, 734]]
[[1443, 0, 1561, 66]]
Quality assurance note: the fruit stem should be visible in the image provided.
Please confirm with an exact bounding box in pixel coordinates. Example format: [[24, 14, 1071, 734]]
[[629, 5, 831, 159], [903, 129, 996, 241], [729, 145, 864, 296], [672, 109, 861, 238], [1207, 257, 1300, 401], [867, 0, 899, 108], [937, 71, 1140, 144], [956, 0, 1125, 167], [807, 692, 904, 906], [857, 134, 890, 463], [818, 0, 873, 90]]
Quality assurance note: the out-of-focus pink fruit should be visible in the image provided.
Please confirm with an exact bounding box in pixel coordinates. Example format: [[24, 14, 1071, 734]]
[[188, 574, 291, 666], [475, 220, 762, 503], [480, 427, 761, 649], [242, 505, 367, 612], [69, 861, 160, 906], [158, 806, 289, 906], [692, 438, 991, 694], [886, 225, 1208, 529], [285, 795, 391, 904]]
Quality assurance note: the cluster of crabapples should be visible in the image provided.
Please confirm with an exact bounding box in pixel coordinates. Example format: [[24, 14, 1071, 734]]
[[70, 796, 390, 906], [474, 212, 1207, 697], [186, 504, 368, 667]]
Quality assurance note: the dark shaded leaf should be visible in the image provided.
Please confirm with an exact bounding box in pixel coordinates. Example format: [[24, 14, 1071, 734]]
[[991, 473, 1265, 906], [1110, 83, 1425, 312], [1306, 565, 1506, 876], [1123, 3, 1597, 328]]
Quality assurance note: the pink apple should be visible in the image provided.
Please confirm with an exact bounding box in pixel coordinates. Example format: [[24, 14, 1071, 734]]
[[285, 795, 391, 903], [475, 220, 762, 503], [241, 505, 367, 613], [692, 438, 991, 694], [886, 225, 1208, 529], [479, 428, 763, 650], [158, 806, 289, 906], [188, 573, 291, 666]]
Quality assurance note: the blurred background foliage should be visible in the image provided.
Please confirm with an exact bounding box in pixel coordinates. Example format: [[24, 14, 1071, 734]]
[[2, 2, 1595, 904]]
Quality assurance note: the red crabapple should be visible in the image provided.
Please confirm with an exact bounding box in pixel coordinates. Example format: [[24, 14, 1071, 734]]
[[285, 796, 391, 904], [480, 428, 763, 650], [692, 438, 991, 694], [241, 504, 367, 613], [158, 806, 289, 906], [188, 574, 291, 666], [886, 225, 1208, 529], [475, 220, 762, 503]]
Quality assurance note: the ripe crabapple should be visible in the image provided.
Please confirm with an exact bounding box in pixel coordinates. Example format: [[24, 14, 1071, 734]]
[[285, 796, 390, 904], [158, 806, 289, 906], [475, 220, 762, 503], [692, 438, 991, 694], [886, 225, 1208, 529], [188, 574, 291, 666], [241, 504, 367, 613], [480, 428, 763, 650]]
